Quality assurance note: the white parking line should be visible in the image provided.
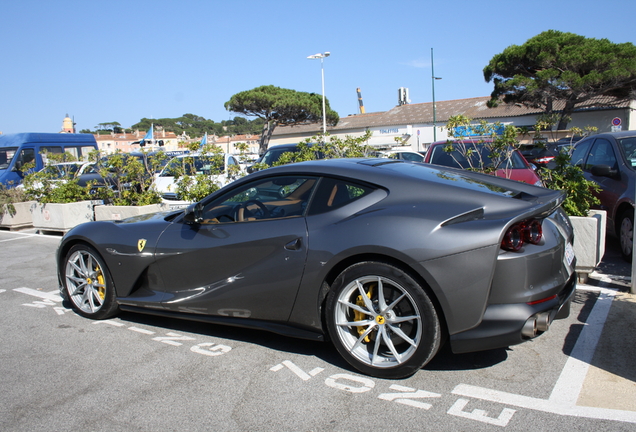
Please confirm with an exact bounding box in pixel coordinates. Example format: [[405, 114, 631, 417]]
[[0, 236, 36, 243], [0, 231, 61, 242], [452, 285, 636, 424], [13, 288, 63, 302]]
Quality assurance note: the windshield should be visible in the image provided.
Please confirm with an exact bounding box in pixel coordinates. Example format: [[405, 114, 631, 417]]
[[429, 143, 527, 170], [0, 147, 18, 170], [261, 148, 298, 166], [42, 164, 82, 178], [161, 156, 223, 177]]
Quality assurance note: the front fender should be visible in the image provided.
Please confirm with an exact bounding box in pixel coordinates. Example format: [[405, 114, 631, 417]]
[[58, 220, 167, 297]]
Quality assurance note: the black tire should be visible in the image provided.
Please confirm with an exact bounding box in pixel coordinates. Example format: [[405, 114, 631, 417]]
[[618, 210, 633, 262], [325, 262, 441, 379], [63, 244, 119, 319]]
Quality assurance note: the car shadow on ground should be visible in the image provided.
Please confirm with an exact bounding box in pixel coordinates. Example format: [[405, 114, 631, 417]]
[[75, 305, 510, 376], [423, 343, 508, 371]]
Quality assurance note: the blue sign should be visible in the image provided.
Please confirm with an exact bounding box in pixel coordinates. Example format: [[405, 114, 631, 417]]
[[452, 124, 504, 137]]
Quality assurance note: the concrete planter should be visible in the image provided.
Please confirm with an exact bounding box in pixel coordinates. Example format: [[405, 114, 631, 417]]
[[94, 203, 168, 221], [0, 201, 36, 230], [31, 201, 96, 233], [570, 209, 606, 283]]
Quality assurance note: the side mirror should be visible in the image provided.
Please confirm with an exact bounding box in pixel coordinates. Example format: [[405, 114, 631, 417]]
[[183, 202, 203, 225], [590, 164, 617, 178], [13, 159, 23, 172]]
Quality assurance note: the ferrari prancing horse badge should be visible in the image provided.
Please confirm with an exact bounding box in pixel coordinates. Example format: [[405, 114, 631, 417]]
[[138, 239, 147, 252]]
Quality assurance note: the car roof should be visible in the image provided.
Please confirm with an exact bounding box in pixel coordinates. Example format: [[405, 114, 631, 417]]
[[430, 138, 493, 146], [245, 157, 546, 196], [168, 152, 232, 159], [586, 131, 636, 139], [381, 150, 421, 154]]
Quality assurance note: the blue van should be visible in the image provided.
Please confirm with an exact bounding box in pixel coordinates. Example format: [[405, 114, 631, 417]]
[[0, 133, 98, 187]]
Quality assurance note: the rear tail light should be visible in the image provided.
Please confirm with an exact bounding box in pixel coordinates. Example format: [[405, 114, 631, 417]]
[[501, 219, 543, 251], [535, 156, 555, 164]]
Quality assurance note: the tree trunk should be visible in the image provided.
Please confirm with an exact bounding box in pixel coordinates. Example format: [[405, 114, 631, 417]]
[[258, 121, 277, 155], [557, 99, 577, 131]]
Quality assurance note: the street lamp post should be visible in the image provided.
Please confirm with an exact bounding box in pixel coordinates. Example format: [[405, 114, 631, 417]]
[[307, 51, 330, 138], [431, 48, 442, 142]]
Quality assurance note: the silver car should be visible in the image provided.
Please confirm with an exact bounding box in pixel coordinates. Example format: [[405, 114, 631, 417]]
[[58, 158, 576, 378]]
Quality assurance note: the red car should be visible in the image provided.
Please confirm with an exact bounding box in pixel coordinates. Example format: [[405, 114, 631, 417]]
[[424, 140, 543, 186]]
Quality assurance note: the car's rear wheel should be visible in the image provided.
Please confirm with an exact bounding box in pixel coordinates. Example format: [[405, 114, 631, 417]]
[[326, 262, 441, 379], [63, 244, 119, 319], [619, 210, 633, 262]]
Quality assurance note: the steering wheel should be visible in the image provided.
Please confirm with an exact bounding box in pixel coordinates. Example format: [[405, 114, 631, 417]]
[[236, 199, 270, 221]]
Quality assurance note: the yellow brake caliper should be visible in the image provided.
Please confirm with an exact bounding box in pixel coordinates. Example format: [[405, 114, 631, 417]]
[[95, 267, 106, 300], [354, 283, 375, 342]]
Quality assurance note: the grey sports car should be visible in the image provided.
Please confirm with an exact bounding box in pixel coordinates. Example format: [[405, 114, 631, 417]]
[[57, 158, 576, 378]]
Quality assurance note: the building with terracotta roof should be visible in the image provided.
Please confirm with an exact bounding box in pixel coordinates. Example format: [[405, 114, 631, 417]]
[[94, 129, 184, 154], [270, 95, 636, 152]]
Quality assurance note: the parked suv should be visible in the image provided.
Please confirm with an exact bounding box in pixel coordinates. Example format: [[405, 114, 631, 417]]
[[569, 131, 636, 260], [247, 143, 324, 173]]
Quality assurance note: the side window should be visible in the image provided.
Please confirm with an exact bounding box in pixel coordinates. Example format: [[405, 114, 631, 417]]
[[570, 139, 592, 168], [14, 148, 36, 171], [308, 177, 376, 216], [79, 146, 96, 161], [41, 146, 63, 155], [63, 147, 80, 161], [201, 176, 317, 224], [584, 139, 617, 171]]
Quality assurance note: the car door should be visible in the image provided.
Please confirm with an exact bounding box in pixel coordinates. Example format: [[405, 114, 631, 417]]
[[581, 138, 624, 216], [153, 175, 317, 321]]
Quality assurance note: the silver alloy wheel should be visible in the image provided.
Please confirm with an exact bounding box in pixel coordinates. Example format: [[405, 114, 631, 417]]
[[333, 275, 422, 368], [65, 249, 107, 314], [620, 214, 633, 258]]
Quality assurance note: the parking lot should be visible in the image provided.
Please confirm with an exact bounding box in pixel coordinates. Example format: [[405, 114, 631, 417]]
[[0, 229, 635, 431]]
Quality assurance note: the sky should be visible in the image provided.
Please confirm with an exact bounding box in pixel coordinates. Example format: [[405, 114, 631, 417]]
[[1, 0, 635, 135]]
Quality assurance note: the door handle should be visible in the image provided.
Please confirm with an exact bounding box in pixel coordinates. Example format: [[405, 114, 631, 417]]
[[285, 238, 302, 251]]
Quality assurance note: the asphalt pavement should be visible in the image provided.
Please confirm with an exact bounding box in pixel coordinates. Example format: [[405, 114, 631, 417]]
[[0, 227, 634, 430], [575, 235, 636, 412]]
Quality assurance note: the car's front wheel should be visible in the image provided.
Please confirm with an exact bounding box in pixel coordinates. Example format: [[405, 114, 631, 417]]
[[63, 244, 119, 319], [325, 262, 441, 379], [618, 210, 633, 262]]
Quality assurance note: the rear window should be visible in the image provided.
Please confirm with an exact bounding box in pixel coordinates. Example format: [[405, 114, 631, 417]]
[[429, 144, 527, 169], [383, 162, 519, 197]]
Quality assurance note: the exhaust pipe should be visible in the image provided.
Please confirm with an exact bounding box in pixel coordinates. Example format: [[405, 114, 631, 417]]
[[536, 312, 551, 332], [521, 317, 537, 338]]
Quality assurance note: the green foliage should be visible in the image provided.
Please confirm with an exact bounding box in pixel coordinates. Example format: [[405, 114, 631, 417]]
[[536, 153, 600, 216], [484, 30, 636, 129], [91, 150, 167, 206], [22, 152, 94, 204], [443, 115, 601, 216], [0, 185, 27, 219], [529, 115, 600, 216], [96, 122, 122, 132], [225, 85, 340, 154], [170, 144, 226, 203], [24, 150, 169, 206], [129, 114, 264, 139], [270, 131, 374, 167], [444, 115, 520, 176]]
